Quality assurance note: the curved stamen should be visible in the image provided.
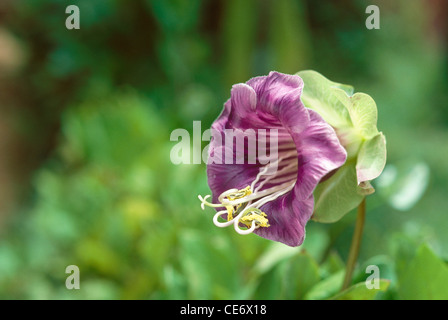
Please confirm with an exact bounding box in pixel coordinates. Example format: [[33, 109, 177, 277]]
[[198, 195, 226, 209], [234, 220, 257, 235], [211, 200, 269, 235], [213, 210, 236, 227], [218, 188, 243, 202], [199, 152, 298, 236], [221, 181, 295, 207]]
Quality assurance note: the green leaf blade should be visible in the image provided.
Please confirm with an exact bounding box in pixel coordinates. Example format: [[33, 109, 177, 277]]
[[298, 70, 353, 129], [329, 280, 390, 300], [348, 93, 379, 140], [312, 161, 364, 223], [398, 244, 448, 300], [356, 133, 387, 185]]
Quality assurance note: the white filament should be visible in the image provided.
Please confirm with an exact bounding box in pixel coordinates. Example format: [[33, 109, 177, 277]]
[[204, 146, 299, 235]]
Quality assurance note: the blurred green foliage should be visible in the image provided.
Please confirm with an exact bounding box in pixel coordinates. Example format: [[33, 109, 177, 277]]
[[0, 0, 447, 299]]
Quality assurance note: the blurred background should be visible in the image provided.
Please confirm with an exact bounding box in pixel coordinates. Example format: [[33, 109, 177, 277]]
[[0, 0, 447, 299]]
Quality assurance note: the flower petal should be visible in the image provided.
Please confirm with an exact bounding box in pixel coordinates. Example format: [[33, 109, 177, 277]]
[[207, 144, 260, 203], [206, 72, 347, 247], [294, 109, 347, 200], [230, 83, 257, 120], [255, 193, 314, 247], [248, 71, 310, 133]]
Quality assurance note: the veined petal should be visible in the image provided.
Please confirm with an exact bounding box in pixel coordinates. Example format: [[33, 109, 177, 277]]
[[211, 99, 231, 133], [230, 83, 257, 120], [294, 109, 347, 200], [204, 71, 347, 247], [255, 193, 314, 247], [207, 145, 260, 204], [248, 71, 310, 132]]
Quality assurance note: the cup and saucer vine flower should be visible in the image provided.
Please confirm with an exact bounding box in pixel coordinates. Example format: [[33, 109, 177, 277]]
[[199, 71, 386, 247]]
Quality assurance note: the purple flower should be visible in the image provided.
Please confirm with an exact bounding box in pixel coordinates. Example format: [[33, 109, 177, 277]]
[[199, 72, 347, 247]]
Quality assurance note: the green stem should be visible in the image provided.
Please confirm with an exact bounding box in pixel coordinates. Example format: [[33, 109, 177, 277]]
[[341, 197, 366, 291]]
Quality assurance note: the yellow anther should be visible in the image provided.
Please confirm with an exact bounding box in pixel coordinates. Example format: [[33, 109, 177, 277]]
[[222, 186, 252, 221], [226, 186, 252, 201], [226, 206, 234, 221], [199, 184, 277, 235], [239, 209, 270, 228]]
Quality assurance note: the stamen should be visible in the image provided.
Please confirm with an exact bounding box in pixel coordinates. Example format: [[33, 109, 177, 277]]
[[198, 195, 226, 209], [199, 150, 298, 236], [251, 151, 297, 191], [224, 181, 295, 206], [213, 210, 236, 227], [234, 220, 257, 235], [254, 161, 297, 192], [250, 165, 270, 190], [250, 181, 295, 209], [217, 188, 239, 202], [239, 208, 269, 227]]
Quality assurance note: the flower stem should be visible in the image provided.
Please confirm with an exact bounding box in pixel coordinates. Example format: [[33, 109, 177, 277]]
[[341, 197, 366, 291]]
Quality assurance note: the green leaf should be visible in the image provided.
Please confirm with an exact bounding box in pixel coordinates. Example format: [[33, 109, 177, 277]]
[[252, 242, 298, 276], [398, 244, 448, 300], [299, 224, 330, 262], [299, 70, 380, 141], [253, 260, 288, 300], [299, 69, 385, 184], [178, 230, 241, 299], [312, 161, 364, 223], [320, 251, 345, 276], [330, 90, 379, 140], [252, 246, 322, 300], [348, 93, 379, 139], [284, 253, 321, 299], [356, 133, 387, 184], [304, 270, 345, 300], [297, 70, 353, 129], [300, 70, 385, 222], [329, 280, 390, 300], [359, 255, 397, 280]]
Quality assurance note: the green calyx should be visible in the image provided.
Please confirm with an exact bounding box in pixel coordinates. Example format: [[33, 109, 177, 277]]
[[297, 70, 387, 223]]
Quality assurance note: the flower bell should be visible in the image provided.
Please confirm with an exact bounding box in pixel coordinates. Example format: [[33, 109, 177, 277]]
[[198, 71, 347, 247]]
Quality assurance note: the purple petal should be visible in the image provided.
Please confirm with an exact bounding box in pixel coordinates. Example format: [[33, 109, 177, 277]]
[[248, 72, 310, 132], [230, 83, 257, 120], [207, 144, 261, 204], [255, 193, 314, 247], [294, 109, 347, 200], [206, 72, 347, 246]]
